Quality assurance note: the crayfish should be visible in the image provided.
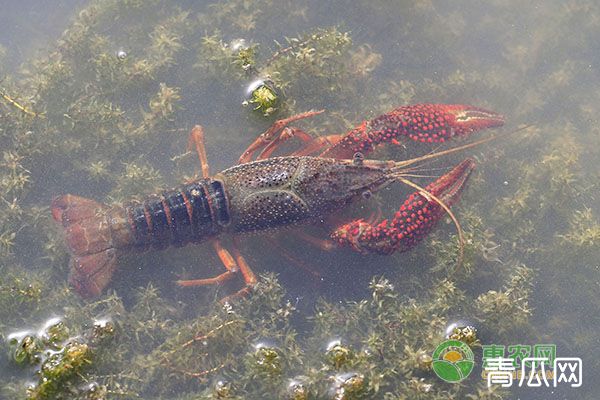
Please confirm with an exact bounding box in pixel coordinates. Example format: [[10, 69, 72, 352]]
[[51, 104, 504, 298]]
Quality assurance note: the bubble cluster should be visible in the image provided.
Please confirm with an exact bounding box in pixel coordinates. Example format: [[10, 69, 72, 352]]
[[7, 316, 114, 399]]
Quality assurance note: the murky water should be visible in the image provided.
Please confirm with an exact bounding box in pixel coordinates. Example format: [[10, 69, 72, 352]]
[[0, 1, 598, 399]]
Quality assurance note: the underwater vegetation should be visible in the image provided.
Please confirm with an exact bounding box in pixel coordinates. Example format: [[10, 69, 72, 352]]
[[0, 0, 599, 399]]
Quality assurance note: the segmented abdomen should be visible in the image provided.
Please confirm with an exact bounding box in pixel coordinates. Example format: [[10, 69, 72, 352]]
[[125, 179, 230, 249]]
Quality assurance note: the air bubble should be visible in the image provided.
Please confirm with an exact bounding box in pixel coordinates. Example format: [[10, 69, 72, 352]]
[[229, 38, 248, 53], [416, 351, 433, 370], [116, 49, 127, 60], [250, 341, 282, 376], [329, 372, 366, 399], [287, 377, 309, 400], [445, 320, 478, 345], [325, 339, 353, 369], [214, 379, 232, 397], [243, 78, 281, 116], [92, 318, 115, 341], [39, 317, 69, 348]]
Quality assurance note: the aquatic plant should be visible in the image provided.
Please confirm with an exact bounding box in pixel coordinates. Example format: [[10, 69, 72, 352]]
[[0, 0, 599, 399]]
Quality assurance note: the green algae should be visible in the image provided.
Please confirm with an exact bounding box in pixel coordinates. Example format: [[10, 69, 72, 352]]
[[243, 80, 280, 116], [0, 0, 599, 399]]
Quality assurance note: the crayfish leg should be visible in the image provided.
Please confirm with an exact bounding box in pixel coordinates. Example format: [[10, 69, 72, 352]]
[[176, 238, 257, 301], [188, 125, 211, 178], [265, 235, 322, 280], [257, 126, 314, 160], [292, 230, 336, 251], [231, 238, 257, 288], [292, 134, 344, 156], [238, 110, 324, 163], [176, 240, 238, 286], [176, 271, 237, 287], [217, 239, 257, 303]]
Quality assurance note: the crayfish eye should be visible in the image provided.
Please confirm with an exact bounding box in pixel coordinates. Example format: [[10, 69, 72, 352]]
[[361, 190, 372, 200], [352, 152, 364, 166]]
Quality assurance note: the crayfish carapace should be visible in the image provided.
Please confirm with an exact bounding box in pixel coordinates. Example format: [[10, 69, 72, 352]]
[[51, 104, 504, 298]]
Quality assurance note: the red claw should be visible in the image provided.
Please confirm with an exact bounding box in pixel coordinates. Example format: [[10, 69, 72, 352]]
[[319, 104, 504, 159], [331, 158, 476, 255], [433, 104, 506, 138]]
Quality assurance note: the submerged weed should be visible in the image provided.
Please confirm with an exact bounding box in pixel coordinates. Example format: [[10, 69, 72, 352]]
[[0, 0, 598, 399]]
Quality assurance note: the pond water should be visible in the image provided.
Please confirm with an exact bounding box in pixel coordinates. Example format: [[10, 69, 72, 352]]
[[0, 1, 598, 399]]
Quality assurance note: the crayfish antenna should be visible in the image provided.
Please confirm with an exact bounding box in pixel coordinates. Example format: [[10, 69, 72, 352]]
[[391, 124, 533, 171]]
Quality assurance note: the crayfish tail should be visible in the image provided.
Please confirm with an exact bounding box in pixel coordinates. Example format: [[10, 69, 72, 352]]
[[51, 194, 118, 298], [69, 250, 118, 298]]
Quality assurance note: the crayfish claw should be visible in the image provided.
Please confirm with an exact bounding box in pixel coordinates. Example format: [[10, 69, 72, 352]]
[[331, 159, 476, 256], [371, 103, 505, 144], [319, 103, 504, 159], [443, 104, 506, 137]]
